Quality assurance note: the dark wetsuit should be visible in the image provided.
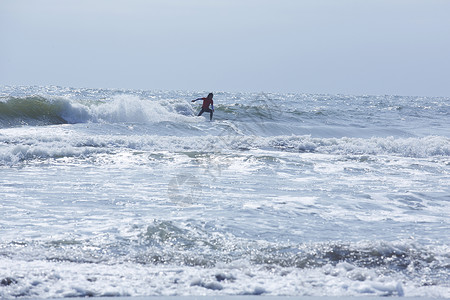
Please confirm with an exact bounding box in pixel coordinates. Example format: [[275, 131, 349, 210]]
[[196, 97, 214, 120]]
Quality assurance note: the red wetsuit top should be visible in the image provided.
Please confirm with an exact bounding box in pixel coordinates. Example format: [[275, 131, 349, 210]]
[[200, 98, 214, 109]]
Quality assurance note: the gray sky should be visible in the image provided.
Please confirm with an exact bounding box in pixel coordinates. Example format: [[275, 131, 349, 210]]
[[1, 0, 450, 96]]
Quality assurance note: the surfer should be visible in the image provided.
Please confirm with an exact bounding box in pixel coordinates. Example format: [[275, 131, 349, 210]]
[[191, 93, 214, 121]]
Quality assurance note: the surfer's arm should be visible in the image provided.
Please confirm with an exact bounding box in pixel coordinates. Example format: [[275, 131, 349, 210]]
[[211, 104, 214, 111], [191, 98, 203, 102]]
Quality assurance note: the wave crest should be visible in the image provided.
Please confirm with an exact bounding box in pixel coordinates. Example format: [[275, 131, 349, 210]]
[[0, 96, 69, 126], [0, 95, 197, 127], [0, 133, 448, 166]]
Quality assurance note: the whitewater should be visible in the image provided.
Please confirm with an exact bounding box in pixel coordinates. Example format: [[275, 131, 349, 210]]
[[0, 86, 449, 298]]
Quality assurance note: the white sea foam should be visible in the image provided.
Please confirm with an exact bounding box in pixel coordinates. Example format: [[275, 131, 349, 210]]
[[61, 95, 199, 124], [1, 127, 448, 166], [1, 240, 448, 298]]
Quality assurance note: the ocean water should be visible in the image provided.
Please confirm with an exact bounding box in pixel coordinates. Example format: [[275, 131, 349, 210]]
[[0, 86, 449, 298]]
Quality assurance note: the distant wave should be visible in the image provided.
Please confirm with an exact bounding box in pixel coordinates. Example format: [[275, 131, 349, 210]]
[[268, 135, 450, 157]]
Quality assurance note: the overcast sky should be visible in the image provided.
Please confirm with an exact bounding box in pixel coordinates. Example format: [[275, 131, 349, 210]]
[[1, 0, 450, 96]]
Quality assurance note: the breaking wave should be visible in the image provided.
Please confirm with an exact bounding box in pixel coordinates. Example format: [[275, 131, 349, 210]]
[[0, 133, 448, 166], [0, 95, 197, 127], [0, 96, 69, 127]]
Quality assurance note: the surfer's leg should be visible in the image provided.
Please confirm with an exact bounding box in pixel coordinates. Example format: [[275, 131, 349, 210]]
[[198, 109, 205, 116], [210, 110, 213, 121]]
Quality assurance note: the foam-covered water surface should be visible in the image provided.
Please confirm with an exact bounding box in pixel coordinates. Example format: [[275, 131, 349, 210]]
[[0, 86, 449, 298]]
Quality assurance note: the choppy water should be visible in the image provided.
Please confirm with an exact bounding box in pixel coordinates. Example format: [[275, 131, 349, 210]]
[[0, 86, 449, 298]]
